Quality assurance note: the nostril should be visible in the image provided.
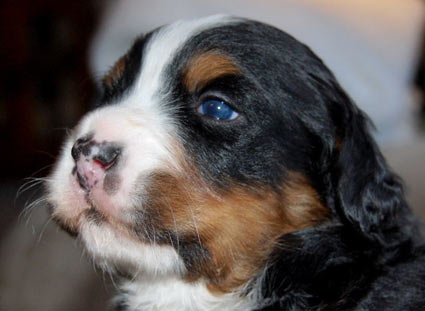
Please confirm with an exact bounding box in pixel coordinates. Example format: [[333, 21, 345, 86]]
[[92, 145, 121, 170], [71, 144, 80, 161]]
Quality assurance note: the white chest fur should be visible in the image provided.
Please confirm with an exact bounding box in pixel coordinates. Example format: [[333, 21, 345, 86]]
[[117, 277, 259, 311]]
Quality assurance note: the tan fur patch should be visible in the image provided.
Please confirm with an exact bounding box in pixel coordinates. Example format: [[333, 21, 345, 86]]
[[143, 167, 328, 293], [184, 51, 241, 93], [102, 55, 127, 89]]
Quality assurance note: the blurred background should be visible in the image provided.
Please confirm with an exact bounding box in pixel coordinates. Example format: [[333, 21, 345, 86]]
[[0, 0, 424, 310]]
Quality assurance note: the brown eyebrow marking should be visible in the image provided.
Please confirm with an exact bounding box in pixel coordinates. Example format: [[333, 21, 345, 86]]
[[183, 51, 241, 93]]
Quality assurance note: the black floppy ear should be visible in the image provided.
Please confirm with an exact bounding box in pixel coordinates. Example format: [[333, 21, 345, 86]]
[[332, 104, 417, 249]]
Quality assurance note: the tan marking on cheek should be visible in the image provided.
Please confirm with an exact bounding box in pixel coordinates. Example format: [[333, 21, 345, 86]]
[[183, 51, 241, 93], [281, 172, 329, 229], [144, 169, 328, 293], [102, 55, 127, 89]]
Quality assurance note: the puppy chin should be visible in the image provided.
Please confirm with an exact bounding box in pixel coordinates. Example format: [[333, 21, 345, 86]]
[[79, 221, 186, 277]]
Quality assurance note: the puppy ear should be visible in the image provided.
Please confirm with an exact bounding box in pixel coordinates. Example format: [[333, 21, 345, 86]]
[[331, 104, 417, 249]]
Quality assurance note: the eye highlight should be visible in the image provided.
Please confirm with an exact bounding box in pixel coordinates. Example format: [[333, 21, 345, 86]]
[[197, 99, 239, 121]]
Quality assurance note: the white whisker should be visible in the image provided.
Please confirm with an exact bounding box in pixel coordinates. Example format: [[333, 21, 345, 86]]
[[36, 216, 53, 245]]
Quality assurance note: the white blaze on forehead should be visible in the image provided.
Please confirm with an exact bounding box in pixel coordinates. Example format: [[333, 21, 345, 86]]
[[128, 14, 239, 109]]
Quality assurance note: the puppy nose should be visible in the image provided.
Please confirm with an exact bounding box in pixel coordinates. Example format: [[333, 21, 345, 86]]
[[71, 137, 121, 170], [71, 137, 122, 192]]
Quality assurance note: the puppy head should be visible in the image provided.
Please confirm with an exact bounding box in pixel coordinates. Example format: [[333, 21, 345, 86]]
[[46, 16, 413, 293]]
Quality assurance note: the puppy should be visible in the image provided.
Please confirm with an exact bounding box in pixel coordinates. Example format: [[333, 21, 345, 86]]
[[46, 16, 425, 310]]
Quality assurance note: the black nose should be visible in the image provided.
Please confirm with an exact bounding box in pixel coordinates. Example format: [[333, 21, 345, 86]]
[[71, 136, 121, 170]]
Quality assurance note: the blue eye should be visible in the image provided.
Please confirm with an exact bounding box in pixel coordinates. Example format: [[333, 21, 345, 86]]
[[197, 99, 239, 121]]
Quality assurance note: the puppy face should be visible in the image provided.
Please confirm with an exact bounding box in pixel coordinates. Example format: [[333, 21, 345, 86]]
[[46, 16, 344, 293]]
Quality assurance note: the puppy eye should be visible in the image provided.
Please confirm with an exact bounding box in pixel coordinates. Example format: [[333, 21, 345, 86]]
[[197, 99, 239, 121]]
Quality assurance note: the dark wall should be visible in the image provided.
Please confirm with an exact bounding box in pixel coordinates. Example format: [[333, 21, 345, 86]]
[[0, 0, 100, 180]]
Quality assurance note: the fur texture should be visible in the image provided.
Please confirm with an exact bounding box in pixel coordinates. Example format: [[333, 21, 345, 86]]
[[46, 16, 425, 310]]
